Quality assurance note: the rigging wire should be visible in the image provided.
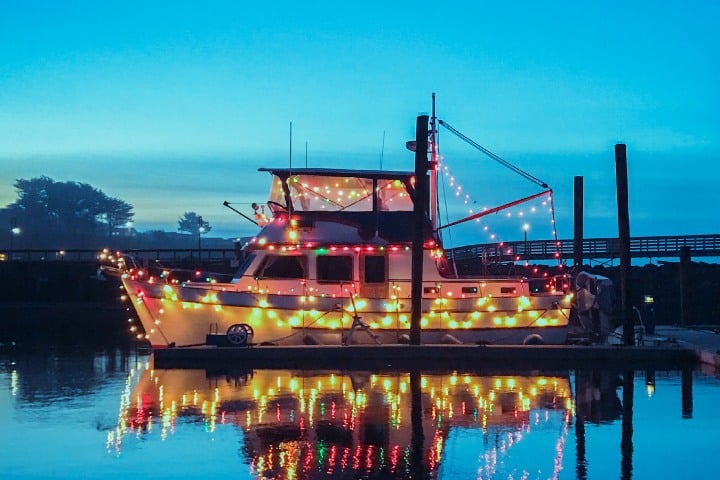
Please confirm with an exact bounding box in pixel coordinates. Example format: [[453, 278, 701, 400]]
[[439, 150, 451, 244], [434, 124, 456, 276], [438, 119, 549, 189], [548, 192, 563, 265], [435, 117, 564, 265], [439, 163, 461, 277], [437, 126, 451, 245]]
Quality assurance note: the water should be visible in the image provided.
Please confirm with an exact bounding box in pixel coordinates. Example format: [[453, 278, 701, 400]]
[[1, 348, 719, 479]]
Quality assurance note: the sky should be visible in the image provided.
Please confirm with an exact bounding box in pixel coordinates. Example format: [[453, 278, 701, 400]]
[[1, 0, 718, 244]]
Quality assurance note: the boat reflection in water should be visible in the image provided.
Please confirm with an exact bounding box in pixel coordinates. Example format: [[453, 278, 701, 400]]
[[110, 363, 573, 478]]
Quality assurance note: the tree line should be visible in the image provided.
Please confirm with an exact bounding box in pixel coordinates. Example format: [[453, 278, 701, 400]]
[[1, 177, 220, 250]]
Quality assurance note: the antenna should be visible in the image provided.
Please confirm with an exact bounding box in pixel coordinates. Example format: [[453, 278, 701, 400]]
[[380, 130, 385, 170], [305, 141, 308, 168], [289, 121, 293, 169]]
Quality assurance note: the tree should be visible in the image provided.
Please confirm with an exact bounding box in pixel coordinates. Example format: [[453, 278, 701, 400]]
[[100, 197, 134, 237], [178, 211, 212, 235], [0, 176, 134, 248]]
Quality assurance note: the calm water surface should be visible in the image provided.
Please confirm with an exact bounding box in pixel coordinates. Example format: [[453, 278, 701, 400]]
[[1, 348, 719, 479]]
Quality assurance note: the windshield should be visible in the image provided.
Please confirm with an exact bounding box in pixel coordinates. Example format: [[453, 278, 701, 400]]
[[268, 174, 414, 212]]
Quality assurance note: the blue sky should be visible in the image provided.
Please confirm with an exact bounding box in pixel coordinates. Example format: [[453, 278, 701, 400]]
[[1, 1, 718, 243]]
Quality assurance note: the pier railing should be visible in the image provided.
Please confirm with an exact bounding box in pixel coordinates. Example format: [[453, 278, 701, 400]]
[[0, 248, 240, 263], [1, 234, 718, 263], [446, 234, 720, 263]]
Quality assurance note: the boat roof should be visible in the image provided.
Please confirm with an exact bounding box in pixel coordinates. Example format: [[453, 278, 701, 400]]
[[259, 167, 414, 180]]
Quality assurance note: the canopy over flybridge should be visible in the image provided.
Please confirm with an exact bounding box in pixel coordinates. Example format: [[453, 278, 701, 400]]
[[257, 166, 430, 242], [259, 167, 415, 181], [261, 167, 419, 215]]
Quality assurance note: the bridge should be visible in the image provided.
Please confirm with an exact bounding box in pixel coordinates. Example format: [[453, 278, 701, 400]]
[[446, 233, 720, 265], [1, 234, 718, 265]]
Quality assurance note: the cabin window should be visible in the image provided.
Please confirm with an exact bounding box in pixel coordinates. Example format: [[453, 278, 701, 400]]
[[500, 287, 517, 294], [364, 255, 386, 284], [255, 255, 307, 279], [317, 256, 353, 283]]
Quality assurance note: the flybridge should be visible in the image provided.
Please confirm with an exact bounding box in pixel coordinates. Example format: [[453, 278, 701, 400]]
[[260, 167, 418, 215], [259, 167, 414, 179]]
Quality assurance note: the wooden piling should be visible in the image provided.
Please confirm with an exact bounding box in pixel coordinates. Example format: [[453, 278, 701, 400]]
[[411, 115, 429, 345], [679, 246, 691, 327], [573, 176, 584, 268], [615, 144, 634, 346]]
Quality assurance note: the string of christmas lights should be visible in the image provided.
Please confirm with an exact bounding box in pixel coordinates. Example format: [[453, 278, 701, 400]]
[[437, 159, 563, 264]]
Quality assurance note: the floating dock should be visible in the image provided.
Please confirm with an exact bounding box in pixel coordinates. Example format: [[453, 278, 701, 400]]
[[654, 326, 720, 369], [151, 325, 720, 372], [154, 342, 698, 372]]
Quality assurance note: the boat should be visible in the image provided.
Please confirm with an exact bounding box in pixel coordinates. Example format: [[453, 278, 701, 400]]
[[112, 102, 572, 348], [110, 364, 573, 478]]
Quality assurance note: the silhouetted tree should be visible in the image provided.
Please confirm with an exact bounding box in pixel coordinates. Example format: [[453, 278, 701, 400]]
[[178, 211, 212, 235], [0, 176, 134, 248], [100, 197, 135, 237]]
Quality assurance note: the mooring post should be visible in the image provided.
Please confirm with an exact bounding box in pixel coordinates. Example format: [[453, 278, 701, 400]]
[[573, 176, 584, 268], [615, 144, 634, 346], [679, 246, 691, 327], [411, 115, 429, 346]]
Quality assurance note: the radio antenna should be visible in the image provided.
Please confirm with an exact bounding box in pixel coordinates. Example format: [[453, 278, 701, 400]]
[[380, 130, 386, 170]]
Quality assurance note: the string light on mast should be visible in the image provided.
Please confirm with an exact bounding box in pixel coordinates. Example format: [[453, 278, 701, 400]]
[[435, 119, 562, 265], [437, 160, 556, 245]]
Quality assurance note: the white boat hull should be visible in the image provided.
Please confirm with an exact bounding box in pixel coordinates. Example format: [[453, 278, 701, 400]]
[[122, 278, 570, 347], [115, 160, 574, 349]]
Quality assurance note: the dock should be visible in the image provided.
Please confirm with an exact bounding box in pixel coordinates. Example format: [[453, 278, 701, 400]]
[[654, 325, 720, 369], [153, 342, 698, 372], [152, 325, 720, 372]]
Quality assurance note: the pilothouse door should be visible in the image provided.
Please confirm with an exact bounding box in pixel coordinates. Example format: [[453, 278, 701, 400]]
[[359, 254, 388, 298]]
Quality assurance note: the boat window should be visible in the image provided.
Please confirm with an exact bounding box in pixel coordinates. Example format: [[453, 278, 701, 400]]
[[268, 175, 287, 208], [316, 256, 353, 283], [284, 174, 375, 212], [363, 255, 386, 284], [255, 255, 307, 279], [377, 179, 413, 211], [268, 173, 414, 212]]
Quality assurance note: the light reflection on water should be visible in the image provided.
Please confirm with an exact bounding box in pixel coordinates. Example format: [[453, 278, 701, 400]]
[[1, 349, 719, 479]]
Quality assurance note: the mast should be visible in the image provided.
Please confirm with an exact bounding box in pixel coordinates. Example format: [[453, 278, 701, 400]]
[[288, 121, 294, 214], [289, 121, 293, 170], [430, 93, 438, 232]]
